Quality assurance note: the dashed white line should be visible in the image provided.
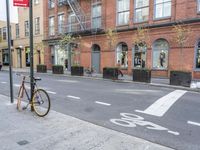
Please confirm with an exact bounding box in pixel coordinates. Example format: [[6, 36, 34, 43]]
[[168, 131, 180, 136], [57, 80, 78, 83], [1, 82, 7, 84], [187, 121, 200, 127], [95, 101, 111, 106], [14, 84, 21, 87], [46, 91, 56, 95], [67, 95, 80, 100], [135, 90, 187, 117]]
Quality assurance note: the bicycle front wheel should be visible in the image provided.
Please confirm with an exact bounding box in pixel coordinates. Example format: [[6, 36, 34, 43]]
[[32, 89, 50, 117]]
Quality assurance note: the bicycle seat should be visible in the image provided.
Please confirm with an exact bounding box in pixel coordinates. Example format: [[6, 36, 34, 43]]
[[34, 77, 42, 81]]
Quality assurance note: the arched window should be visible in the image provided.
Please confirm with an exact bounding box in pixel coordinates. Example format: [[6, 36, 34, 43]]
[[195, 40, 200, 69], [133, 43, 147, 68], [153, 39, 169, 69], [116, 42, 128, 68]]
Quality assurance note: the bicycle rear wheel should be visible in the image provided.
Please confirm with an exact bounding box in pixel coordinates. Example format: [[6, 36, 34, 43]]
[[32, 89, 50, 117]]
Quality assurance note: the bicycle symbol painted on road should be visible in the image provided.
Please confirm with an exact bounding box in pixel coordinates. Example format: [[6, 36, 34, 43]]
[[110, 113, 179, 136]]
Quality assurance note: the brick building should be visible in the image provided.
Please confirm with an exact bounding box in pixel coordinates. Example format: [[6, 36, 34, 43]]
[[43, 0, 200, 79], [0, 0, 45, 69]]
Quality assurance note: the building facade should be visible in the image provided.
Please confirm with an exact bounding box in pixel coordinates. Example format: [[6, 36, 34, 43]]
[[43, 0, 200, 79], [0, 0, 45, 68]]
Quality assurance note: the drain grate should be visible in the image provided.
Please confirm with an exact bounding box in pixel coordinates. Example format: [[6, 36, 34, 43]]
[[17, 140, 29, 146]]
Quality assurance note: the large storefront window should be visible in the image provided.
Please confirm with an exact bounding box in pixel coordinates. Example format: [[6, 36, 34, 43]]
[[51, 45, 68, 66], [117, 0, 130, 25], [133, 43, 147, 68], [153, 39, 169, 69], [198, 0, 200, 12], [196, 41, 200, 69], [116, 42, 128, 68]]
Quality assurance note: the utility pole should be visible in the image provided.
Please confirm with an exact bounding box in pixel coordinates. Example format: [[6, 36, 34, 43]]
[[6, 0, 14, 103], [29, 0, 34, 108]]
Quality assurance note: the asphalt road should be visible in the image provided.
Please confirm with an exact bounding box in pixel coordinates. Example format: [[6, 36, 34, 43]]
[[0, 71, 200, 150]]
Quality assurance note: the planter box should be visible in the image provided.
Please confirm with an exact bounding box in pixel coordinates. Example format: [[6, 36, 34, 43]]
[[37, 65, 47, 73], [170, 71, 192, 87], [0, 65, 2, 71], [71, 66, 84, 76], [132, 69, 151, 83], [52, 65, 64, 74], [103, 67, 118, 80]]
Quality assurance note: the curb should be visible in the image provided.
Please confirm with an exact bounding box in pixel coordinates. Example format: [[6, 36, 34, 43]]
[[2, 69, 200, 93]]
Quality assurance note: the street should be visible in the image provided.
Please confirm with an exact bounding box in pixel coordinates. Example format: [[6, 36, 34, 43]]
[[0, 71, 200, 150]]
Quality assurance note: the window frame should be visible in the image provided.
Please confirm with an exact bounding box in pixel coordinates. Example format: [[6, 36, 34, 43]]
[[194, 40, 200, 70], [198, 0, 200, 13], [24, 21, 29, 37], [116, 0, 130, 26], [152, 39, 169, 70], [16, 24, 20, 38], [91, 1, 102, 29], [48, 0, 55, 9], [116, 42, 129, 69], [35, 17, 40, 35], [132, 43, 147, 69], [49, 16, 55, 36], [2, 27, 7, 40], [58, 13, 65, 34], [34, 0, 39, 5], [154, 0, 172, 20], [134, 0, 149, 23]]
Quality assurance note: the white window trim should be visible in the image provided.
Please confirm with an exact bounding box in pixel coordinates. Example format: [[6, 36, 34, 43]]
[[134, 0, 149, 23], [116, 0, 130, 26], [91, 2, 102, 29], [154, 0, 172, 20]]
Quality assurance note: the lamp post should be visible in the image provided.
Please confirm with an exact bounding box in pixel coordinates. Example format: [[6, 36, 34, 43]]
[[6, 0, 14, 103]]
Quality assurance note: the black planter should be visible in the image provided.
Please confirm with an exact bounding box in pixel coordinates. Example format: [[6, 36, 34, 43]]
[[0, 65, 2, 71], [71, 66, 84, 76], [170, 71, 192, 87], [37, 65, 47, 73], [52, 65, 64, 74], [132, 69, 151, 83], [103, 67, 118, 80]]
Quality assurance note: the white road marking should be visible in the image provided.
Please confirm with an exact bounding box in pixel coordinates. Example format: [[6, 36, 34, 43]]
[[95, 101, 111, 106], [67, 95, 80, 100], [1, 82, 7, 84], [168, 131, 180, 136], [14, 84, 21, 87], [57, 80, 78, 83], [187, 121, 200, 127], [46, 91, 56, 95], [135, 90, 187, 117]]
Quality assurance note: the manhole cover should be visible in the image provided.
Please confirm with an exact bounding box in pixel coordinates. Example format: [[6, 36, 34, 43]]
[[17, 140, 29, 146]]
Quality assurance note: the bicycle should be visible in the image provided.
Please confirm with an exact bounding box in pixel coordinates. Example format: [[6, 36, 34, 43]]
[[85, 67, 96, 77], [16, 74, 51, 117]]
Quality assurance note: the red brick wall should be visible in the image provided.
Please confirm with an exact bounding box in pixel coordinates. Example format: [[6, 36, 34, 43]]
[[43, 0, 200, 79]]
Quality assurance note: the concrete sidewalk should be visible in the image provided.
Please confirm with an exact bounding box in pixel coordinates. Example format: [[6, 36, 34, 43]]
[[0, 94, 173, 150], [1, 66, 200, 92]]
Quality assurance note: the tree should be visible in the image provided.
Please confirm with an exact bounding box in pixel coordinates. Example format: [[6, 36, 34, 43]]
[[59, 34, 82, 67], [173, 23, 191, 70], [106, 28, 118, 51], [132, 26, 150, 48]]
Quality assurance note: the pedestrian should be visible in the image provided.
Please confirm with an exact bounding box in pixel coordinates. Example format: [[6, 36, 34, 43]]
[[117, 60, 123, 77], [0, 62, 2, 71]]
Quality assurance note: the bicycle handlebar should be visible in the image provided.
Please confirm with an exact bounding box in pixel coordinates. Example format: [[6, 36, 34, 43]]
[[16, 73, 41, 81]]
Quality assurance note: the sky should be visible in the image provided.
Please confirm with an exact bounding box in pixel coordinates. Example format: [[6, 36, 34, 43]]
[[0, 0, 18, 23]]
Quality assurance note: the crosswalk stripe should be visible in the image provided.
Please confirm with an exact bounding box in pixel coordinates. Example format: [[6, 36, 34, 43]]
[[135, 90, 187, 117]]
